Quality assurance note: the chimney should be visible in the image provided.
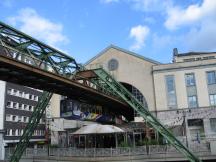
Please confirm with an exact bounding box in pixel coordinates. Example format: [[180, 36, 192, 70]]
[[173, 48, 178, 56]]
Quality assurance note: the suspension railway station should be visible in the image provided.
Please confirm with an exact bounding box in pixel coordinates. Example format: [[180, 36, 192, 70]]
[[1, 21, 216, 162]]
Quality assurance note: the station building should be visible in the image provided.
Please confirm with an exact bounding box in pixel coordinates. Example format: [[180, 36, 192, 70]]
[[48, 45, 216, 148]]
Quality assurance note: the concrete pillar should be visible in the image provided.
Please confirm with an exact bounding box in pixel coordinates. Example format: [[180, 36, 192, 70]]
[[203, 118, 211, 138], [210, 141, 216, 155], [185, 118, 191, 147], [115, 133, 118, 148]]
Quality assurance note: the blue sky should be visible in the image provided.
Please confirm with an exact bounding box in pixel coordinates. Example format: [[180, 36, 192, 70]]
[[0, 0, 215, 64]]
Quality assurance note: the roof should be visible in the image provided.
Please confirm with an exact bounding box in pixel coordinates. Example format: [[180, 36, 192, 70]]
[[85, 44, 161, 65], [177, 51, 216, 57], [71, 124, 124, 134]]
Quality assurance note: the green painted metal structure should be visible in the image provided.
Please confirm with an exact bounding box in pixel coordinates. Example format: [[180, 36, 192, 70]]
[[0, 21, 201, 162]]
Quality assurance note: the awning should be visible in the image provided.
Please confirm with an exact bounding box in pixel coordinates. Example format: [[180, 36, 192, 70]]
[[71, 124, 124, 134]]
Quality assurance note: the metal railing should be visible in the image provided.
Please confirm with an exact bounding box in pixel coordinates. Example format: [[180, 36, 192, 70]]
[[5, 144, 210, 160]]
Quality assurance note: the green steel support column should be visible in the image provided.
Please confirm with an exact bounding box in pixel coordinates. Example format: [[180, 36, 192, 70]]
[[10, 92, 53, 162], [93, 68, 201, 162]]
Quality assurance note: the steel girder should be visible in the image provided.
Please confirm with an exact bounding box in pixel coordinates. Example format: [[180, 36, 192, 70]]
[[93, 68, 201, 162], [0, 21, 79, 75]]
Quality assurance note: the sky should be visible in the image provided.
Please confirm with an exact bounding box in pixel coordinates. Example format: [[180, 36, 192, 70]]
[[0, 0, 216, 64]]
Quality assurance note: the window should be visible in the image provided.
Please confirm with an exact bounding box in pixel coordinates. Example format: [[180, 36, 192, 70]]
[[6, 101, 11, 108], [165, 75, 177, 108], [6, 129, 11, 136], [131, 85, 148, 116], [24, 93, 29, 99], [7, 89, 12, 95], [23, 116, 27, 123], [12, 130, 16, 136], [19, 91, 23, 97], [18, 116, 22, 122], [6, 115, 11, 121], [13, 102, 18, 109], [23, 104, 28, 111], [29, 105, 32, 111], [29, 94, 33, 100], [12, 115, 17, 122], [17, 129, 22, 136], [210, 94, 216, 106], [188, 96, 198, 108], [210, 118, 216, 132], [34, 96, 38, 101], [185, 73, 195, 86], [13, 90, 18, 95], [18, 103, 22, 109], [207, 71, 216, 84], [108, 59, 119, 71], [15, 129, 19, 136]]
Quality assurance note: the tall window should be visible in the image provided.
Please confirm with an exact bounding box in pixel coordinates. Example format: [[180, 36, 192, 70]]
[[165, 75, 177, 108], [188, 96, 198, 108], [210, 118, 216, 132], [185, 73, 195, 86], [210, 94, 216, 106], [207, 71, 216, 84], [131, 86, 148, 116]]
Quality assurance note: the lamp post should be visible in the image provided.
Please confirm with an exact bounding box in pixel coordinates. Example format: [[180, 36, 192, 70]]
[[46, 118, 54, 156], [182, 111, 188, 148], [177, 109, 191, 148], [46, 118, 51, 156]]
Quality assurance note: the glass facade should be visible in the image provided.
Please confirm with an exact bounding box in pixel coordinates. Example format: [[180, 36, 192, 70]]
[[165, 75, 177, 109]]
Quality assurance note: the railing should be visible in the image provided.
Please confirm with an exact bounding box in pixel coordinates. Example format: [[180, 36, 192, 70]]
[[5, 144, 210, 159]]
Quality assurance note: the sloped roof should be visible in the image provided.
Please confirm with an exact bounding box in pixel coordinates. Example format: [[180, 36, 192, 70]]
[[85, 45, 161, 65]]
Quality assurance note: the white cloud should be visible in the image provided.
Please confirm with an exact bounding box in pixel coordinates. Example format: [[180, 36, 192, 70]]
[[7, 8, 68, 46], [165, 0, 216, 30], [185, 20, 216, 51], [100, 0, 119, 4], [164, 0, 216, 52], [129, 25, 150, 50]]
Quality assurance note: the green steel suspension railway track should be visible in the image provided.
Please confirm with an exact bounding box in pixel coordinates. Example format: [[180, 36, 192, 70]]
[[0, 21, 201, 162]]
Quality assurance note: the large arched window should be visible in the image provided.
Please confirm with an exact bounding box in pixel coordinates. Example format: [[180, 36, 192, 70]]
[[121, 82, 148, 117]]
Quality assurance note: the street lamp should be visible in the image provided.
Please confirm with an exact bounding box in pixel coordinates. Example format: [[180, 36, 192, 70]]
[[177, 109, 191, 148], [46, 118, 54, 156], [46, 119, 51, 156]]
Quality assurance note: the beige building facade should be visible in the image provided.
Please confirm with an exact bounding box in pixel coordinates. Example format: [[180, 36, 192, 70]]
[[153, 59, 216, 111], [85, 45, 159, 114]]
